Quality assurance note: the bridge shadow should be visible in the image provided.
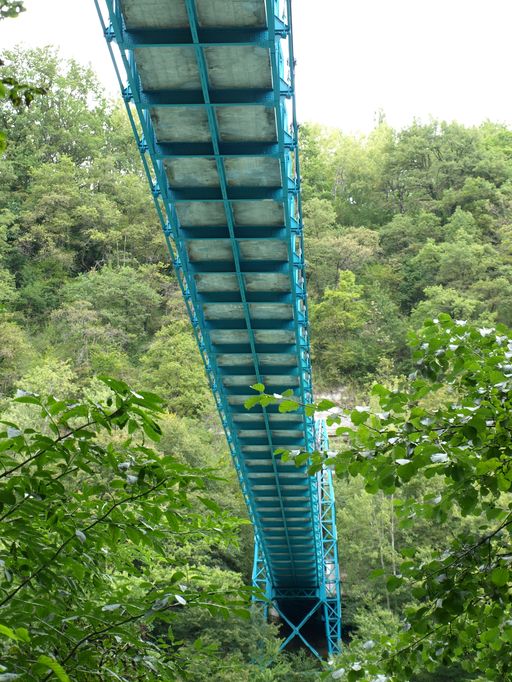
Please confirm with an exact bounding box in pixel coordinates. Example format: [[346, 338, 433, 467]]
[[273, 599, 327, 658], [273, 597, 352, 659]]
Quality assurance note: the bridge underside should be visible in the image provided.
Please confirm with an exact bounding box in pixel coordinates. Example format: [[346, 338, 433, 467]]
[[94, 0, 341, 657]]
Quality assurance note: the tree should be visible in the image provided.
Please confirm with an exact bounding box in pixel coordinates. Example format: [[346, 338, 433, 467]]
[[378, 212, 443, 260], [310, 271, 370, 385], [0, 314, 33, 396], [328, 317, 512, 680], [248, 316, 512, 680], [0, 1, 24, 19], [16, 156, 120, 271], [49, 300, 127, 369], [60, 265, 163, 354], [306, 228, 380, 297], [310, 271, 401, 385], [381, 122, 484, 216], [303, 197, 337, 237], [0, 378, 247, 679], [0, 2, 45, 152], [470, 275, 512, 327], [0, 48, 108, 174], [141, 320, 214, 418], [409, 285, 483, 331]]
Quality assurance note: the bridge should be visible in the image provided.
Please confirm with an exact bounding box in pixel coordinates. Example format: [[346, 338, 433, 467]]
[[93, 0, 341, 658]]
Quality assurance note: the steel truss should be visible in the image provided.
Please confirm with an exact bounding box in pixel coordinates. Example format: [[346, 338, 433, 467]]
[[93, 0, 341, 659]]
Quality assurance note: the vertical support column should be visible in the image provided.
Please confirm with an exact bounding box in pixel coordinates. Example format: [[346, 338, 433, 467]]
[[252, 538, 271, 620], [317, 419, 342, 656]]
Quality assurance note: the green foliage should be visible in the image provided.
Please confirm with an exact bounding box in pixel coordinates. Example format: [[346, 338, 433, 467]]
[[5, 41, 512, 679], [0, 315, 33, 396], [301, 119, 512, 386], [61, 265, 163, 354], [311, 271, 404, 385], [409, 286, 483, 331], [250, 317, 512, 679], [0, 379, 248, 679], [0, 9, 46, 151], [306, 228, 380, 297], [1, 48, 108, 171], [141, 319, 214, 418], [310, 271, 367, 381], [0, 1, 24, 20]]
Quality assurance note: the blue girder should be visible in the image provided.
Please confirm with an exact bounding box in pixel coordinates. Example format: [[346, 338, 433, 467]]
[[94, 0, 341, 658]]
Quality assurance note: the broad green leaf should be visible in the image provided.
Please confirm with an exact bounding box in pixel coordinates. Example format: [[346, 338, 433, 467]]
[[250, 383, 265, 393], [386, 575, 403, 591], [244, 395, 262, 409], [13, 396, 41, 405], [490, 567, 509, 587], [350, 408, 369, 425], [317, 399, 335, 411], [14, 628, 30, 643], [0, 624, 18, 641], [278, 399, 300, 413], [37, 656, 70, 682]]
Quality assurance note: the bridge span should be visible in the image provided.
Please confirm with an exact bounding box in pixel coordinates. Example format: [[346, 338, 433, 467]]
[[94, 0, 341, 657]]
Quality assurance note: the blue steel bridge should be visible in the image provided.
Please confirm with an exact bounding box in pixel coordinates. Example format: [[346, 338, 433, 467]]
[[94, 0, 341, 658]]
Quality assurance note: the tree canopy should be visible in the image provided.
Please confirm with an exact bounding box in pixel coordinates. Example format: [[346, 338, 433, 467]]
[[2, 44, 512, 680]]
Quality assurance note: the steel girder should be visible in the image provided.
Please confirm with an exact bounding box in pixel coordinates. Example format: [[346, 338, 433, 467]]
[[93, 0, 341, 658]]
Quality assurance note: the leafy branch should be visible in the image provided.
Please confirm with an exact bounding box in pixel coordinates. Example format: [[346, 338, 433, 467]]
[[0, 477, 170, 607]]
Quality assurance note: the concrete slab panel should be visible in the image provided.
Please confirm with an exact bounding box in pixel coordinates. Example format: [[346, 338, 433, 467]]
[[269, 414, 303, 423], [245, 273, 290, 292], [249, 303, 293, 319], [253, 485, 308, 491], [151, 107, 211, 142], [196, 0, 266, 28], [233, 414, 265, 422], [187, 240, 233, 261], [233, 200, 283, 226], [264, 374, 299, 385], [204, 303, 244, 320], [210, 329, 249, 344], [228, 398, 257, 407], [121, 0, 188, 29], [195, 273, 238, 292], [165, 158, 219, 187], [204, 303, 294, 323], [238, 430, 270, 438], [225, 157, 281, 187], [223, 376, 258, 387], [253, 330, 295, 344], [258, 353, 297, 366], [136, 47, 200, 91], [272, 430, 303, 439], [216, 106, 276, 142], [239, 241, 288, 260], [176, 202, 226, 226], [217, 353, 254, 366], [205, 46, 271, 89]]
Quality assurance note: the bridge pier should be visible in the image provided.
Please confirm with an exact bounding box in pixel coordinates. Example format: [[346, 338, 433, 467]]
[[252, 432, 342, 660]]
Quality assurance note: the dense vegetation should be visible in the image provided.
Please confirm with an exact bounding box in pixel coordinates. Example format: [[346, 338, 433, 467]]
[[251, 316, 512, 681], [1, 43, 512, 680], [302, 119, 512, 387]]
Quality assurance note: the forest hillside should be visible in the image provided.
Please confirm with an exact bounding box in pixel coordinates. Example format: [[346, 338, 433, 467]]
[[1, 47, 512, 680]]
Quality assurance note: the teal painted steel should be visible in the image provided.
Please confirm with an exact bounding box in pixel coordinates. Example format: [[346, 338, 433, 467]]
[[94, 0, 340, 657]]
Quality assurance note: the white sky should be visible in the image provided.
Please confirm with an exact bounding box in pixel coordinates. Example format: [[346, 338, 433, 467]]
[[1, 0, 512, 133]]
